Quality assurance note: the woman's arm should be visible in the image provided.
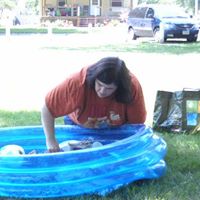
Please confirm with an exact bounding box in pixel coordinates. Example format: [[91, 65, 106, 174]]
[[41, 103, 60, 152]]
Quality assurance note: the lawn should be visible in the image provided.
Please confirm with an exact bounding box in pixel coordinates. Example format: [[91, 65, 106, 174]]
[[0, 27, 200, 200], [42, 39, 200, 54], [0, 110, 200, 200]]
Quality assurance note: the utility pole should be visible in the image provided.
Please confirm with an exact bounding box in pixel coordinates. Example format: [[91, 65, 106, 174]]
[[195, 0, 198, 15]]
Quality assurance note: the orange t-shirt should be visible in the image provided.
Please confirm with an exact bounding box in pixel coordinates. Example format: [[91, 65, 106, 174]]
[[45, 67, 146, 128]]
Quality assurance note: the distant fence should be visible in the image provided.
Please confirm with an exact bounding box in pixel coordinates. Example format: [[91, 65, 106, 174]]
[[40, 16, 121, 27]]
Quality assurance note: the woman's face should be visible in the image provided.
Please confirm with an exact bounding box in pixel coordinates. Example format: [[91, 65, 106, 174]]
[[95, 79, 117, 98]]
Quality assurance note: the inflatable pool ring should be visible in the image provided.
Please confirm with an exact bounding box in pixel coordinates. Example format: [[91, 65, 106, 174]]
[[0, 124, 167, 198]]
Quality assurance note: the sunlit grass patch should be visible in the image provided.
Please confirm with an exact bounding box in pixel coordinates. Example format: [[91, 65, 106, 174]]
[[0, 110, 200, 200], [41, 41, 200, 54]]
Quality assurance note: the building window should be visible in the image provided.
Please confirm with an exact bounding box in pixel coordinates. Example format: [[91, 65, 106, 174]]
[[92, 0, 98, 5], [111, 0, 122, 7], [58, 0, 66, 7]]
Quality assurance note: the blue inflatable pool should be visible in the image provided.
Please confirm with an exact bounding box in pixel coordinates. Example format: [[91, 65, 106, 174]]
[[0, 124, 167, 198]]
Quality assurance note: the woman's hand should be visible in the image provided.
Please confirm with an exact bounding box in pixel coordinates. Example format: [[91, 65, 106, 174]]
[[46, 138, 61, 153]]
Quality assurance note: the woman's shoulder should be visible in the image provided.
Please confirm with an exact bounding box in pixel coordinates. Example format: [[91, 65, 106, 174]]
[[69, 66, 88, 84], [130, 73, 141, 85], [59, 66, 89, 90]]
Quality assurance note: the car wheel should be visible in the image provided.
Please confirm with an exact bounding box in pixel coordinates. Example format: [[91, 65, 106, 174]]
[[154, 27, 166, 43], [128, 27, 137, 40], [187, 36, 198, 42]]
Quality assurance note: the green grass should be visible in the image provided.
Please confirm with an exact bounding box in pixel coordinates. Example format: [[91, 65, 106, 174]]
[[0, 110, 64, 127], [52, 28, 88, 34], [0, 110, 200, 200], [0, 27, 88, 35], [1, 26, 200, 54], [10, 28, 48, 34], [0, 28, 5, 34], [42, 40, 200, 54]]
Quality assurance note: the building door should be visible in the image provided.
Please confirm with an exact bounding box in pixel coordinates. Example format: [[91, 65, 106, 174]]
[[90, 0, 100, 16]]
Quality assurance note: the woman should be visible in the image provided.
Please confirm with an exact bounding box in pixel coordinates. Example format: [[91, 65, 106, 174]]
[[41, 57, 146, 152]]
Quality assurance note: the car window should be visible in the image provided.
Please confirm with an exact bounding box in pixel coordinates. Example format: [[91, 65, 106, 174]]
[[129, 7, 148, 18], [146, 8, 154, 18]]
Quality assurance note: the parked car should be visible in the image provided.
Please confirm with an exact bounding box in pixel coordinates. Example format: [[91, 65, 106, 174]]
[[127, 4, 199, 43]]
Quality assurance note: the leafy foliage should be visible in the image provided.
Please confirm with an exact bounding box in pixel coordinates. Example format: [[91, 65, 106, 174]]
[[176, 0, 200, 13], [0, 0, 39, 14], [0, 0, 16, 10], [137, 0, 200, 13], [25, 0, 39, 15]]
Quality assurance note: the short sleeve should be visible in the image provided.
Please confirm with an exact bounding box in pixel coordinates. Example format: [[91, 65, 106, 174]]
[[45, 68, 86, 118]]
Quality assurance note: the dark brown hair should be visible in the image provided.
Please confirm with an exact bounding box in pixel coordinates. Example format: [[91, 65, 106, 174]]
[[86, 57, 133, 104]]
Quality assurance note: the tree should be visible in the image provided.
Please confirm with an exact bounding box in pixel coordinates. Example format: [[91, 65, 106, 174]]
[[138, 0, 177, 5], [25, 0, 39, 14], [176, 0, 200, 13], [137, 0, 199, 14], [0, 0, 39, 15], [0, 0, 17, 19], [0, 0, 17, 10]]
